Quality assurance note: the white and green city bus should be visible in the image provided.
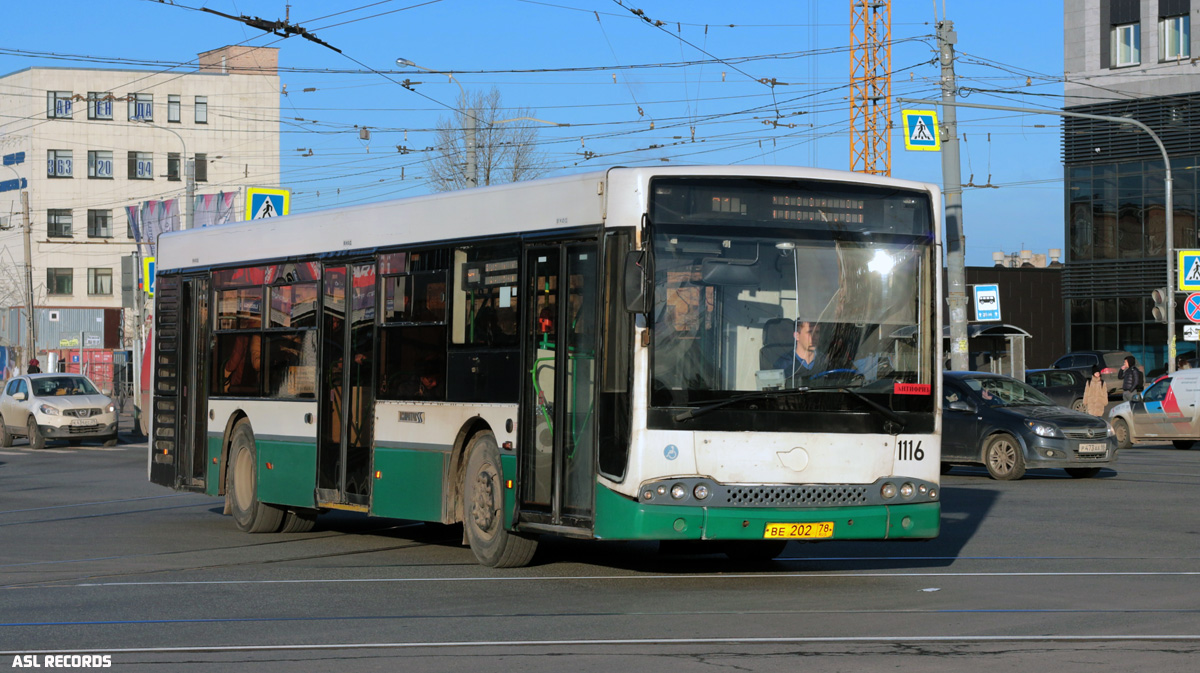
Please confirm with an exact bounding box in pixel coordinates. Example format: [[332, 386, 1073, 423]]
[[149, 166, 943, 567]]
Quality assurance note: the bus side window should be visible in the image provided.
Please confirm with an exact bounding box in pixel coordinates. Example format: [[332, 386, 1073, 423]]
[[446, 242, 522, 403]]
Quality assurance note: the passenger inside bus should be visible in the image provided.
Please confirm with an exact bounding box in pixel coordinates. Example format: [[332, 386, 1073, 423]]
[[220, 334, 261, 395], [398, 356, 442, 400]]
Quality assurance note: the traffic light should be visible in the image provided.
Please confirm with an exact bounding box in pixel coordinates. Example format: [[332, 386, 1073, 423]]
[[1152, 287, 1170, 323]]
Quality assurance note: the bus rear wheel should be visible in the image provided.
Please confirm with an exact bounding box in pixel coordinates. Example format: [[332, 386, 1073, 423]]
[[279, 508, 318, 533], [227, 420, 284, 533], [463, 431, 537, 568]]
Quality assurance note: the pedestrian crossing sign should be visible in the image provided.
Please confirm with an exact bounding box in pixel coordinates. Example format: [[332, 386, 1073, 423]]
[[245, 187, 290, 221], [902, 110, 940, 151], [1180, 250, 1200, 291]]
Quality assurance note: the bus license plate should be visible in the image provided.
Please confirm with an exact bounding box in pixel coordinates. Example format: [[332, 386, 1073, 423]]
[[1078, 442, 1106, 454], [764, 522, 834, 539]]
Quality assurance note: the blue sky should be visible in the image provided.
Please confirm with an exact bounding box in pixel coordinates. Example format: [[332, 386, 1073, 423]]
[[1, 1, 1065, 266]]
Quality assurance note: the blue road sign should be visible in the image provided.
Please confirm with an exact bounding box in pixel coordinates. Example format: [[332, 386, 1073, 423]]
[[2, 152, 25, 166], [1185, 293, 1200, 324], [0, 178, 27, 193], [973, 284, 1001, 321]]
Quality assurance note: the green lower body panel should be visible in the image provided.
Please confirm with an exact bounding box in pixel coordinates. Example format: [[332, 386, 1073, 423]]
[[592, 483, 939, 541], [206, 434, 223, 497], [256, 439, 318, 509], [370, 448, 447, 522]]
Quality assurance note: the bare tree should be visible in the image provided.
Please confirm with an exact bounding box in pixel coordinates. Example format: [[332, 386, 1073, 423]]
[[423, 87, 553, 192]]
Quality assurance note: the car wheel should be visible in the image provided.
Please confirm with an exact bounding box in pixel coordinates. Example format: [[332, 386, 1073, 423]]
[[26, 417, 44, 450], [983, 433, 1025, 481], [1071, 398, 1086, 412], [463, 430, 538, 568], [0, 422, 12, 448], [226, 420, 285, 533], [1065, 467, 1102, 478], [1111, 418, 1132, 450], [1172, 440, 1194, 451]]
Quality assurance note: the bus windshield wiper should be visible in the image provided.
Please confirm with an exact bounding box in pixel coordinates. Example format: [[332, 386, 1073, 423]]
[[673, 385, 907, 432], [674, 387, 816, 422], [840, 387, 907, 433]]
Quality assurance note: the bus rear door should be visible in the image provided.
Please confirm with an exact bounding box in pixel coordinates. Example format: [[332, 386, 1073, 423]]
[[149, 274, 210, 491]]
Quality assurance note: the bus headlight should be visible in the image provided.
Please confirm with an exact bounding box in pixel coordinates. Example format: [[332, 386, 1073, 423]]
[[880, 482, 897, 499], [670, 483, 687, 500], [693, 484, 710, 500], [900, 482, 915, 498]]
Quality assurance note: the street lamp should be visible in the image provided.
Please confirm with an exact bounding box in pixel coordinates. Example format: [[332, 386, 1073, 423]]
[[2, 162, 35, 366], [396, 57, 477, 188], [136, 119, 194, 230]]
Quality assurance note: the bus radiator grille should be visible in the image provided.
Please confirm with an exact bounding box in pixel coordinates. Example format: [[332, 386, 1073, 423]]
[[721, 485, 869, 507]]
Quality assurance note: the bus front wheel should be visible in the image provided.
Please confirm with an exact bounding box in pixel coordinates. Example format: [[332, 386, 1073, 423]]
[[227, 420, 284, 533], [463, 431, 537, 568]]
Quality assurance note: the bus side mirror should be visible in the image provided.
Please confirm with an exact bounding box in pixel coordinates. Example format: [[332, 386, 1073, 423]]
[[623, 250, 651, 313]]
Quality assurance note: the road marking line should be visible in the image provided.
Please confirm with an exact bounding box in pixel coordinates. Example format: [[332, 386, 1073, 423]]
[[71, 569, 1200, 588], [4, 634, 1200, 656]]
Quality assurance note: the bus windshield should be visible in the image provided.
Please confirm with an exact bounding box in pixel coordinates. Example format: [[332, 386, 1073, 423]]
[[649, 177, 935, 409]]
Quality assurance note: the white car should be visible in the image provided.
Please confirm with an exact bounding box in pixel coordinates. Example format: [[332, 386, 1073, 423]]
[[0, 374, 118, 449]]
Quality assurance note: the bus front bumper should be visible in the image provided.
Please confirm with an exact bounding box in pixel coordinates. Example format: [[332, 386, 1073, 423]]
[[591, 483, 940, 541]]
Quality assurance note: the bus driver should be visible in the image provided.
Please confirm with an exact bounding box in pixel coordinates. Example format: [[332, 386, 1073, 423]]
[[774, 319, 826, 379]]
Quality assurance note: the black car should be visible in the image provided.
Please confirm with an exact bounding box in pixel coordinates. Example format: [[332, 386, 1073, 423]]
[[1050, 350, 1131, 396], [942, 371, 1116, 480], [1025, 368, 1087, 412]]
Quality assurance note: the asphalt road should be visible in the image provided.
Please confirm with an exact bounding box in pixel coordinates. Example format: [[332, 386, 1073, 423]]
[[2, 433, 1199, 672]]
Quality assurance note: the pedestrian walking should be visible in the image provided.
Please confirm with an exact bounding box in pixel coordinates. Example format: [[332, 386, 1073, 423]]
[[1120, 355, 1143, 402], [1084, 366, 1108, 416]]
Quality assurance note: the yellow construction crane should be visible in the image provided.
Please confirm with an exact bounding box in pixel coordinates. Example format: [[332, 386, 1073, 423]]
[[849, 0, 892, 175]]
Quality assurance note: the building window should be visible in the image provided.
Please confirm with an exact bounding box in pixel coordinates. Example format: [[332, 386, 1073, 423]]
[[88, 150, 113, 179], [88, 209, 113, 238], [195, 153, 208, 182], [128, 151, 153, 180], [1112, 23, 1141, 67], [47, 268, 73, 296], [47, 150, 72, 178], [87, 92, 113, 120], [47, 91, 73, 118], [195, 96, 208, 124], [128, 93, 153, 121], [47, 209, 72, 238], [1161, 15, 1191, 60], [88, 268, 113, 296], [167, 153, 181, 182], [167, 94, 181, 123]]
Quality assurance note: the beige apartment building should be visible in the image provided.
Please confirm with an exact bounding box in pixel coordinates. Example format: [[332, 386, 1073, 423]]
[[0, 46, 280, 361]]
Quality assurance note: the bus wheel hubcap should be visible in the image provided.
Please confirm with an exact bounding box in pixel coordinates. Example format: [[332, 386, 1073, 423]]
[[472, 467, 497, 533]]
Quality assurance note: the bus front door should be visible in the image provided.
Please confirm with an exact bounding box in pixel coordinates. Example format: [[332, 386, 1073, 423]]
[[519, 243, 599, 532], [316, 263, 376, 509]]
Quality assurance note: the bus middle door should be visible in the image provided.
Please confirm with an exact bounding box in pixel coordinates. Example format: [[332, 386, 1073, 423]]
[[316, 262, 376, 509], [519, 242, 599, 533]]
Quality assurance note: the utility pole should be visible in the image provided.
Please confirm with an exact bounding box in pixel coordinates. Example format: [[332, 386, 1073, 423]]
[[20, 190, 35, 365], [938, 20, 970, 372]]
